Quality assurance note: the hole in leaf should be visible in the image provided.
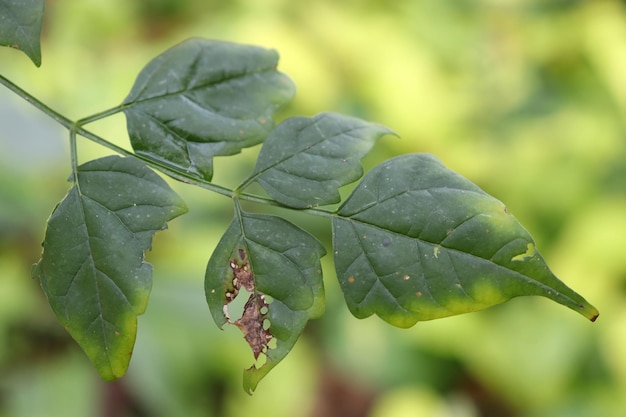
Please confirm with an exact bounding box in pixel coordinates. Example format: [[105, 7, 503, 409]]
[[235, 293, 273, 360], [253, 351, 268, 368], [225, 285, 252, 322], [267, 337, 277, 350], [511, 242, 535, 262], [224, 250, 274, 361]]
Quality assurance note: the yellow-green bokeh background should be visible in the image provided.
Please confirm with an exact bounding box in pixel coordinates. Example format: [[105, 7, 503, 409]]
[[1, 1, 625, 416]]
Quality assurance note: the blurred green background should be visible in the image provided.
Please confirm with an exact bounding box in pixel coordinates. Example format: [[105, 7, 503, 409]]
[[1, 0, 625, 416]]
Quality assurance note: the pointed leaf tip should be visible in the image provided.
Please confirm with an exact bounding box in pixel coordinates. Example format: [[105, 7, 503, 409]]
[[35, 156, 187, 379], [581, 304, 599, 322], [333, 153, 598, 327], [0, 0, 44, 66]]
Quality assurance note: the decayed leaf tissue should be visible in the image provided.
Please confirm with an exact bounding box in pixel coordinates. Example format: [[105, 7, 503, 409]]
[[224, 250, 273, 359]]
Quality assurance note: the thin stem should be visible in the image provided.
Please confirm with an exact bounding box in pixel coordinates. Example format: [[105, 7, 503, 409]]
[[76, 126, 338, 217], [301, 206, 336, 219], [74, 125, 138, 158], [236, 192, 336, 219], [236, 173, 258, 193], [76, 104, 125, 126], [0, 72, 335, 217], [76, 125, 235, 198], [0, 74, 74, 129], [69, 127, 79, 178]]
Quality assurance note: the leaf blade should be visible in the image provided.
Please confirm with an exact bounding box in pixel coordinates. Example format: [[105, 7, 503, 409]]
[[250, 112, 395, 208], [205, 209, 325, 393], [0, 0, 44, 66], [123, 38, 295, 180], [33, 156, 188, 379], [333, 153, 598, 327]]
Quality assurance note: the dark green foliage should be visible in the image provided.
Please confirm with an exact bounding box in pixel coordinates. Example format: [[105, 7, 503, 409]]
[[0, 0, 44, 66], [32, 156, 187, 380], [123, 38, 295, 181], [0, 10, 598, 393], [333, 154, 598, 328]]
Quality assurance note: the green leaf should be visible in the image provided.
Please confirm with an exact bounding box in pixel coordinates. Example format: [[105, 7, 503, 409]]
[[248, 112, 395, 208], [123, 38, 295, 181], [0, 0, 44, 66], [333, 153, 599, 328], [32, 156, 188, 380], [205, 208, 325, 394]]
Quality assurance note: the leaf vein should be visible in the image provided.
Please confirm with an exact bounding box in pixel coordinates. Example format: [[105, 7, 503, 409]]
[[341, 217, 558, 297], [127, 66, 279, 107]]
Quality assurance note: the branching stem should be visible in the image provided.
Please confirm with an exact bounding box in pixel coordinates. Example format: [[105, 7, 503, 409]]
[[0, 73, 336, 219]]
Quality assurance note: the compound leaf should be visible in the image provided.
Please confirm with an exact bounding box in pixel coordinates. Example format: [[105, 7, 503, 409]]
[[0, 0, 44, 66], [33, 156, 188, 380], [333, 153, 599, 328], [205, 208, 325, 394], [123, 38, 295, 181], [248, 113, 394, 208]]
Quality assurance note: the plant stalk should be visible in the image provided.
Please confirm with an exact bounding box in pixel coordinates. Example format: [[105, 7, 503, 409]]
[[0, 73, 335, 218], [76, 105, 125, 126], [0, 74, 74, 129]]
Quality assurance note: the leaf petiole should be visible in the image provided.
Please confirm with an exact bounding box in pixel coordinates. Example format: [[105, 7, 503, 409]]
[[76, 104, 125, 126], [0, 74, 334, 218], [69, 128, 79, 180]]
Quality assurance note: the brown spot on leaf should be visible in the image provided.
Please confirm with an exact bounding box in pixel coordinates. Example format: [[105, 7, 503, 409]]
[[416, 291, 423, 297], [348, 276, 355, 284], [224, 249, 275, 360], [235, 294, 273, 359], [230, 259, 255, 293]]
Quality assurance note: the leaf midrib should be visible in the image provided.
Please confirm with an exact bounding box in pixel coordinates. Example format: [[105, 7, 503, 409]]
[[255, 119, 375, 176], [125, 65, 280, 109], [335, 215, 568, 305]]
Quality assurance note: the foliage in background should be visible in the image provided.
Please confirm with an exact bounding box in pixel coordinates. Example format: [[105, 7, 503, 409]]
[[1, 0, 623, 416]]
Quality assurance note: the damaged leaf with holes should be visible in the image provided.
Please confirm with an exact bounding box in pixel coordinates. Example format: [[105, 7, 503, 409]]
[[333, 153, 599, 328], [223, 252, 273, 359], [205, 209, 325, 393], [32, 156, 188, 380]]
